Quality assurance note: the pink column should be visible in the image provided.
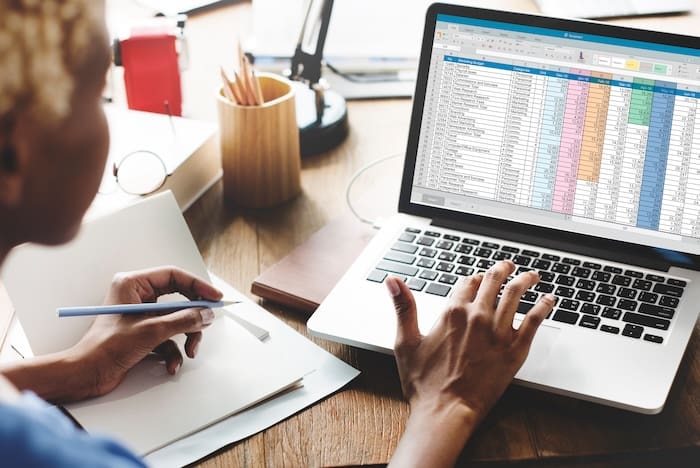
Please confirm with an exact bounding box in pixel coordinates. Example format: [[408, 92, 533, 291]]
[[552, 69, 590, 214]]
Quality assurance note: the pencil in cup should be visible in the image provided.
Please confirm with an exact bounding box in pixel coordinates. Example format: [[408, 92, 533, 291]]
[[216, 72, 302, 208]]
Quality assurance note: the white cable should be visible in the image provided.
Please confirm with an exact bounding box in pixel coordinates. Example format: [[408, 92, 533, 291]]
[[345, 152, 403, 227]]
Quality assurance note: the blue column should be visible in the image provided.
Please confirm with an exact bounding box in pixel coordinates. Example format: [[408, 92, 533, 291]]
[[636, 81, 676, 230]]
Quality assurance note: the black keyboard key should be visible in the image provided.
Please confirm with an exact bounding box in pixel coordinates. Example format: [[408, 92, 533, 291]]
[[553, 309, 579, 324], [645, 274, 665, 282], [659, 295, 679, 308], [532, 259, 551, 270], [535, 282, 554, 293], [596, 284, 616, 295], [457, 255, 476, 265], [624, 269, 644, 278], [555, 275, 575, 286], [419, 248, 437, 258], [417, 237, 435, 246], [521, 249, 540, 257], [436, 262, 455, 273], [653, 283, 684, 297], [612, 275, 632, 287], [542, 253, 560, 261], [516, 301, 535, 314], [592, 271, 611, 282], [617, 299, 637, 311], [560, 299, 580, 311], [639, 292, 658, 304], [405, 227, 421, 233], [455, 244, 473, 254], [455, 266, 474, 276], [425, 231, 441, 237], [492, 251, 512, 260], [522, 291, 539, 302], [482, 242, 500, 249], [602, 307, 621, 320], [618, 288, 637, 299], [419, 270, 439, 281], [639, 303, 675, 320], [502, 246, 520, 253], [436, 240, 454, 250], [604, 266, 623, 274], [579, 315, 600, 329], [384, 251, 416, 265], [438, 252, 456, 262], [416, 258, 435, 269], [376, 260, 418, 277], [623, 312, 670, 330], [476, 259, 495, 269], [392, 242, 418, 254], [406, 278, 426, 291], [581, 303, 601, 315], [516, 267, 533, 275], [539, 271, 555, 282], [555, 286, 575, 298], [461, 237, 480, 245], [563, 257, 581, 265], [513, 255, 532, 266], [439, 274, 458, 285], [622, 323, 644, 338], [596, 295, 616, 306], [601, 324, 620, 334], [583, 261, 602, 270], [443, 234, 460, 241], [632, 279, 652, 291], [667, 278, 687, 287], [398, 232, 416, 243], [474, 248, 492, 258], [644, 334, 664, 344], [575, 291, 595, 302], [576, 279, 595, 291], [367, 270, 387, 283], [426, 283, 451, 296], [551, 263, 571, 274], [571, 267, 591, 278]]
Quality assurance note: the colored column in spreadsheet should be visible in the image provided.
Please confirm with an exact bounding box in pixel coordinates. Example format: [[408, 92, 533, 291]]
[[418, 55, 700, 238]]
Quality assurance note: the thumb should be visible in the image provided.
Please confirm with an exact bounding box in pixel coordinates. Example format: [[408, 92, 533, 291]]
[[385, 277, 420, 349]]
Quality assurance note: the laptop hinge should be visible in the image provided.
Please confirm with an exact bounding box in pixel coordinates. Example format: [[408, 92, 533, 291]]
[[431, 217, 677, 272]]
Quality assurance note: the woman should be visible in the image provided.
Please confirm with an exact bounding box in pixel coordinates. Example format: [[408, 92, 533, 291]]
[[0, 1, 554, 466]]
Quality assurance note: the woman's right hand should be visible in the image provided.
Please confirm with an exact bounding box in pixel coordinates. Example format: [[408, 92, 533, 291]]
[[386, 260, 555, 467]]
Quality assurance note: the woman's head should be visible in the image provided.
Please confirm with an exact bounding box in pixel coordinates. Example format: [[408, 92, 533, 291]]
[[0, 0, 111, 251]]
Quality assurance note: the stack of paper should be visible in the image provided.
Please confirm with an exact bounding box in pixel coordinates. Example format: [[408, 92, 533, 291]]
[[1, 192, 358, 463]]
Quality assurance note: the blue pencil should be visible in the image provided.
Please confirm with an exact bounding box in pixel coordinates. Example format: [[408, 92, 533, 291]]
[[57, 300, 240, 317]]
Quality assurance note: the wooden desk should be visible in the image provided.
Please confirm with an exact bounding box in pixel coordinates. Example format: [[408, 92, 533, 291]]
[[143, 1, 700, 465]]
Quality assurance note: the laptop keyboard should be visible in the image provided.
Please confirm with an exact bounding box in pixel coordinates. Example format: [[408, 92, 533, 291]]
[[367, 227, 689, 345]]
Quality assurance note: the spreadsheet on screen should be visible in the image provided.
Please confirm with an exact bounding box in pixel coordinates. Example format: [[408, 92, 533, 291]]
[[412, 14, 700, 254]]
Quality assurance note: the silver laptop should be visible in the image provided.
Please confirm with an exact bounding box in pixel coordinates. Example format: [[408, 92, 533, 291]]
[[308, 3, 700, 414]]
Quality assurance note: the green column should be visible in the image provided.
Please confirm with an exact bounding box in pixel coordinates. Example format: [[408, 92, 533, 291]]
[[628, 77, 655, 126]]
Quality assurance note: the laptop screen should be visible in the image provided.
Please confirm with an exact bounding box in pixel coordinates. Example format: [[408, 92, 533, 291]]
[[409, 10, 700, 256]]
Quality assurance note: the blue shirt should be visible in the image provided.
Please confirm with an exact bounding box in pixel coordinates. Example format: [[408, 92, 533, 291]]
[[0, 392, 145, 467]]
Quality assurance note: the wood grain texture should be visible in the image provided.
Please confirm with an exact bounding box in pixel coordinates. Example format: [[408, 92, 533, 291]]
[[169, 1, 700, 466]]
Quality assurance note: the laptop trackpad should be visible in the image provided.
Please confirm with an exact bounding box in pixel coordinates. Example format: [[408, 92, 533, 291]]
[[515, 323, 560, 381]]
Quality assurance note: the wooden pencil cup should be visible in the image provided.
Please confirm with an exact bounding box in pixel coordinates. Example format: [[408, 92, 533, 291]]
[[217, 73, 302, 208]]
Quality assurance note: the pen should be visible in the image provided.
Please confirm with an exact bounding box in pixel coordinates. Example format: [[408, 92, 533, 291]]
[[57, 300, 240, 317]]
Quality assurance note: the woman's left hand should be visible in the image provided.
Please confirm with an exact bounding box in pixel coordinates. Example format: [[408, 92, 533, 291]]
[[71, 266, 223, 397]]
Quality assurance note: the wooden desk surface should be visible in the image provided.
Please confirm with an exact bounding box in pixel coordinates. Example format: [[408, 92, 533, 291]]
[[122, 1, 700, 466]]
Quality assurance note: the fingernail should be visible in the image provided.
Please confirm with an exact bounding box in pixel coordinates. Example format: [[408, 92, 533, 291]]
[[385, 277, 401, 297], [543, 294, 555, 304], [200, 308, 215, 325], [193, 341, 200, 357], [174, 362, 181, 374]]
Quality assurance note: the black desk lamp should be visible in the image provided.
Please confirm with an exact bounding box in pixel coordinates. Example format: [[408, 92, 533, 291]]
[[288, 0, 348, 156]]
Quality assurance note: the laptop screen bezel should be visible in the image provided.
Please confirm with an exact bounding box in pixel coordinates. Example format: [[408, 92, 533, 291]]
[[398, 2, 700, 269]]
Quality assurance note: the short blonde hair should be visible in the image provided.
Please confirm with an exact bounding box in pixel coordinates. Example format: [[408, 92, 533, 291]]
[[0, 0, 105, 126]]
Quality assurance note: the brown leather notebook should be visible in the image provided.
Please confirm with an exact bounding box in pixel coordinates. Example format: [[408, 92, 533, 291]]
[[251, 215, 376, 313]]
